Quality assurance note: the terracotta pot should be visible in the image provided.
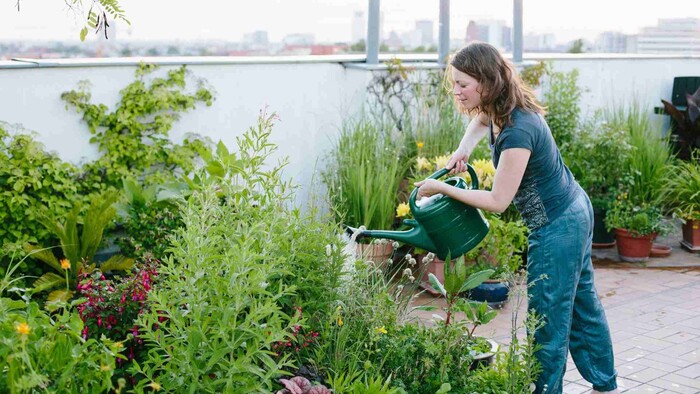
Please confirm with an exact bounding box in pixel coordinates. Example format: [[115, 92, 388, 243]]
[[614, 228, 655, 262], [355, 242, 394, 265], [681, 220, 700, 253]]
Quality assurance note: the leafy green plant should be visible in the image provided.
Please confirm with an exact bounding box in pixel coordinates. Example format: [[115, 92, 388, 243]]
[[115, 179, 184, 259], [567, 112, 633, 211], [129, 111, 353, 392], [0, 254, 124, 393], [464, 215, 528, 279], [60, 63, 213, 191], [421, 254, 495, 332], [605, 103, 672, 207], [25, 191, 134, 306], [542, 68, 582, 152], [0, 125, 81, 278], [605, 192, 668, 236], [323, 117, 407, 231], [662, 158, 700, 221], [519, 61, 550, 90]]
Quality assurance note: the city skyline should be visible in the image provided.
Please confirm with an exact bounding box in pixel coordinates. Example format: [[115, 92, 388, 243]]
[[1, 0, 699, 45]]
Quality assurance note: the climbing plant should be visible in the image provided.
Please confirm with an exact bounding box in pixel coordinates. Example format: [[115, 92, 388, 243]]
[[61, 63, 215, 192]]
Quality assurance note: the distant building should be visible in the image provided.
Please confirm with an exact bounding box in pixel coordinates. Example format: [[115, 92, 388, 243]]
[[415, 20, 434, 47], [243, 31, 269, 47], [636, 18, 700, 54], [593, 31, 631, 53], [282, 34, 315, 47], [524, 33, 556, 52], [352, 11, 366, 43], [465, 20, 511, 51], [385, 31, 403, 51]]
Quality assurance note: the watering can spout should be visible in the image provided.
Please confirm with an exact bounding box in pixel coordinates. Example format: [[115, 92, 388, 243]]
[[343, 220, 437, 252]]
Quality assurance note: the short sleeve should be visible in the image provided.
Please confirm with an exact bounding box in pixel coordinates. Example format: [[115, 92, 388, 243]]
[[496, 127, 533, 152]]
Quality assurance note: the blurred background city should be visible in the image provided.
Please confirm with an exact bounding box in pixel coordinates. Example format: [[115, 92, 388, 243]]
[[1, 0, 699, 59]]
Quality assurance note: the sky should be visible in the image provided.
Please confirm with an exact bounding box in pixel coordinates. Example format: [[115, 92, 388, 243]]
[[1, 0, 699, 45]]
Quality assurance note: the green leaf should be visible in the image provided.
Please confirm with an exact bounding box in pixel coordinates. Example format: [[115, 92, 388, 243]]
[[46, 289, 74, 310], [99, 255, 134, 272], [24, 244, 62, 272], [428, 273, 446, 297], [80, 27, 88, 41], [33, 272, 66, 293], [436, 383, 452, 393], [458, 269, 494, 293]]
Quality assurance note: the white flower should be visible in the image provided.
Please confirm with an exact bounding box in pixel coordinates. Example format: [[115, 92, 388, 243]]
[[408, 258, 416, 267], [325, 244, 332, 257], [392, 241, 400, 249], [403, 268, 412, 277]]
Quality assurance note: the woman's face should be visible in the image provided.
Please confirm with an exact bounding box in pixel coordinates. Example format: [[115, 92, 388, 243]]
[[451, 67, 483, 111]]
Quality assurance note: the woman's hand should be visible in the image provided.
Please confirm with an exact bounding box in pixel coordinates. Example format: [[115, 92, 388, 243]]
[[414, 178, 445, 199], [446, 146, 469, 175]]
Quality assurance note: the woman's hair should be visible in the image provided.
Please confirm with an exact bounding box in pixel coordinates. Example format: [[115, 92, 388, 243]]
[[445, 41, 545, 129]]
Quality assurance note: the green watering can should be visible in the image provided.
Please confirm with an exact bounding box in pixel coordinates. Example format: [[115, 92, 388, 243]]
[[345, 165, 490, 260]]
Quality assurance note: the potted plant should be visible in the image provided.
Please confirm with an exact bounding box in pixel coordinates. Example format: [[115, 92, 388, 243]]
[[322, 117, 408, 264], [566, 112, 633, 247], [462, 215, 528, 308], [605, 192, 669, 262], [662, 158, 700, 252]]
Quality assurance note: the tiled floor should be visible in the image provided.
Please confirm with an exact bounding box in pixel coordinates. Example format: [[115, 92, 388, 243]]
[[408, 262, 700, 393]]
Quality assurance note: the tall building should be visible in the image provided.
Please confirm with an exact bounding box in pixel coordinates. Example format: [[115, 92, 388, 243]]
[[594, 31, 630, 53], [352, 11, 366, 43], [465, 20, 511, 51], [415, 20, 434, 47], [524, 33, 556, 52], [636, 18, 700, 54]]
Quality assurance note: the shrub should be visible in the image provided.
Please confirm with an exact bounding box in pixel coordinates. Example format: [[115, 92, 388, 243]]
[[0, 126, 81, 278], [130, 111, 344, 392]]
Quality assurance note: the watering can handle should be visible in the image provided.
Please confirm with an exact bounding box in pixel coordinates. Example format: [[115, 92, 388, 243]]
[[409, 164, 479, 211]]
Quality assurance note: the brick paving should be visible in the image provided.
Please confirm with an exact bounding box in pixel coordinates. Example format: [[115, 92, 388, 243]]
[[408, 262, 700, 393]]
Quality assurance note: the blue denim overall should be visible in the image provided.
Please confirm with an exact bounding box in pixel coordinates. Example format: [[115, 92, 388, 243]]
[[527, 190, 618, 393]]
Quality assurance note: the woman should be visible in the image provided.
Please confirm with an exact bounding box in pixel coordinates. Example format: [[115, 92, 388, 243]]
[[415, 42, 618, 394]]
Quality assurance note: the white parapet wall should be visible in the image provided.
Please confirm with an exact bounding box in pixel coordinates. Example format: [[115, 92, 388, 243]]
[[1, 53, 699, 207]]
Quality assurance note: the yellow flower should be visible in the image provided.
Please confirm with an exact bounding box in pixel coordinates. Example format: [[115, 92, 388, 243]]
[[149, 382, 162, 391], [335, 305, 343, 327], [375, 326, 388, 335], [115, 342, 124, 349], [416, 141, 425, 149], [433, 155, 450, 170], [100, 364, 111, 372], [60, 259, 71, 270], [396, 202, 410, 218], [415, 157, 432, 172], [16, 322, 30, 336]]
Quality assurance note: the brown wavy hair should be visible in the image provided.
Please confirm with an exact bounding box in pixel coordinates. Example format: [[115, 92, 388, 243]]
[[445, 41, 545, 129]]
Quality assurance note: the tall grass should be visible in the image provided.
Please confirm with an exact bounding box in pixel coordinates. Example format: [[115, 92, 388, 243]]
[[323, 117, 407, 230], [406, 71, 467, 158], [604, 102, 672, 205]]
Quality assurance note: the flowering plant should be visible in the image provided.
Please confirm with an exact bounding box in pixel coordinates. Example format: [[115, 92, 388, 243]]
[[76, 257, 159, 369], [605, 192, 668, 237]]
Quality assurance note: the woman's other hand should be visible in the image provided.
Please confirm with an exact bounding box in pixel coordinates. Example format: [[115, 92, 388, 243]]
[[446, 146, 469, 175], [414, 178, 445, 198]]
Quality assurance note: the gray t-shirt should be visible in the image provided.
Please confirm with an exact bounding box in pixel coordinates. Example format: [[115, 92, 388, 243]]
[[489, 108, 580, 230]]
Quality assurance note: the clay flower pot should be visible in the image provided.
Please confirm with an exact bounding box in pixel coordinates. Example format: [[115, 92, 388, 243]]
[[614, 228, 655, 262]]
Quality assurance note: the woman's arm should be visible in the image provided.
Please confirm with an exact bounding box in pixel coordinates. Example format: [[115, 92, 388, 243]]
[[446, 112, 490, 174], [416, 148, 531, 213]]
